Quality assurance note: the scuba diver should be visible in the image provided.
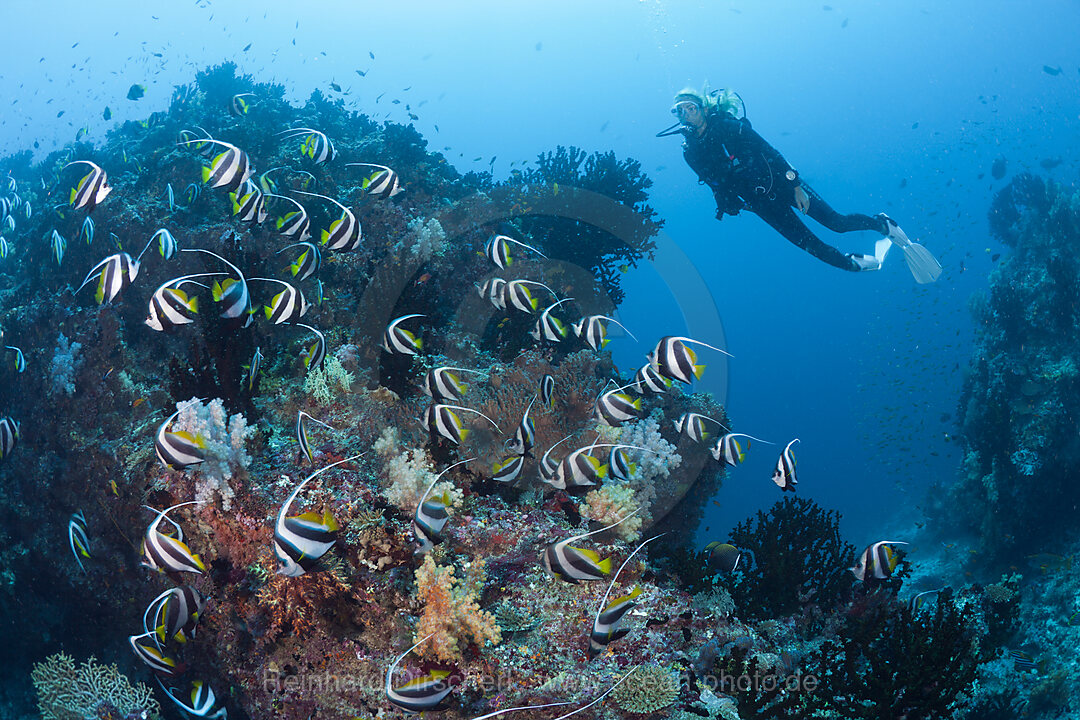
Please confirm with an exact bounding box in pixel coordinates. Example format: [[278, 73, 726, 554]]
[[658, 87, 941, 283]]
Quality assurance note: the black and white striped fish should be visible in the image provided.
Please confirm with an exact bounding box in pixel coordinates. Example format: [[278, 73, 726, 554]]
[[177, 127, 217, 158], [711, 432, 770, 467], [573, 314, 636, 351], [588, 534, 663, 659], [423, 404, 500, 446], [259, 278, 309, 324], [851, 540, 908, 581], [242, 346, 264, 392], [230, 179, 267, 223], [540, 373, 555, 408], [476, 277, 507, 310], [145, 274, 215, 332], [180, 138, 253, 191], [771, 438, 799, 491], [154, 410, 206, 470], [385, 634, 455, 712], [296, 410, 335, 464], [129, 632, 181, 676], [505, 396, 537, 457], [80, 215, 94, 244], [158, 679, 227, 720], [551, 442, 650, 491], [165, 183, 176, 213], [608, 447, 635, 481], [421, 366, 484, 403], [633, 362, 672, 395], [492, 454, 525, 484], [0, 236, 10, 260], [229, 92, 255, 117], [65, 160, 111, 211], [502, 279, 556, 314], [538, 434, 573, 486], [146, 228, 177, 260], [542, 511, 639, 583], [382, 313, 425, 355], [674, 412, 728, 444], [68, 510, 91, 573], [279, 127, 337, 164], [295, 190, 361, 251], [0, 416, 21, 460], [267, 194, 312, 243], [279, 241, 321, 281], [296, 323, 326, 372], [141, 501, 206, 576], [273, 455, 359, 577], [413, 458, 471, 554], [76, 252, 140, 305], [531, 297, 574, 343], [183, 249, 253, 327], [6, 345, 25, 373], [50, 229, 66, 266], [347, 162, 404, 199], [649, 335, 733, 385], [184, 182, 201, 206], [483, 233, 546, 269], [144, 585, 207, 646], [595, 384, 642, 427]]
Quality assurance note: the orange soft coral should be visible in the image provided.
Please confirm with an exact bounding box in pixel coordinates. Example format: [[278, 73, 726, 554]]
[[413, 555, 501, 662]]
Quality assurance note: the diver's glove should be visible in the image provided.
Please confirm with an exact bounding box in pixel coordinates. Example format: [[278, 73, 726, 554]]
[[794, 185, 810, 214]]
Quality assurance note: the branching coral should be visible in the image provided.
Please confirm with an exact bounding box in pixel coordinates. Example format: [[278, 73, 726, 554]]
[[726, 497, 855, 620], [31, 652, 160, 720], [414, 554, 501, 662], [802, 588, 979, 719], [503, 145, 662, 305]]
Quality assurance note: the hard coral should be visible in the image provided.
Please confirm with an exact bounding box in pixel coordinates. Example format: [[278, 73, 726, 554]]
[[31, 652, 160, 720], [612, 664, 680, 714]]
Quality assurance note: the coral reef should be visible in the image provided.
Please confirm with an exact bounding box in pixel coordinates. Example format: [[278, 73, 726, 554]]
[[948, 174, 1080, 556], [31, 653, 160, 720], [0, 59, 1032, 720]]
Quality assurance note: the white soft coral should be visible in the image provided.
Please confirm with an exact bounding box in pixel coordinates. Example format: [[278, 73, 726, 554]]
[[173, 397, 253, 510]]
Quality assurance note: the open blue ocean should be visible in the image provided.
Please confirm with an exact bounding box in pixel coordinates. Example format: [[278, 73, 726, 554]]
[[1, 2, 1078, 719]]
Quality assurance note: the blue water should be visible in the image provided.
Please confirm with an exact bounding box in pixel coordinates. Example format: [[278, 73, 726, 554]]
[[1, 0, 1077, 547]]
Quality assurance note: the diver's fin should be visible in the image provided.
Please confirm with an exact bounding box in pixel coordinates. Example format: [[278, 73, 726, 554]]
[[849, 253, 881, 272], [901, 242, 942, 284], [874, 238, 892, 263]]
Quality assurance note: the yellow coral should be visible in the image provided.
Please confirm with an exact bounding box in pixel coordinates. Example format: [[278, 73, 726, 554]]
[[414, 555, 501, 662], [579, 483, 643, 541]]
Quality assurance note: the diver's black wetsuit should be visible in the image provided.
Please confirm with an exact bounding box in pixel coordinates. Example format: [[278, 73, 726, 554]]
[[683, 110, 886, 270]]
